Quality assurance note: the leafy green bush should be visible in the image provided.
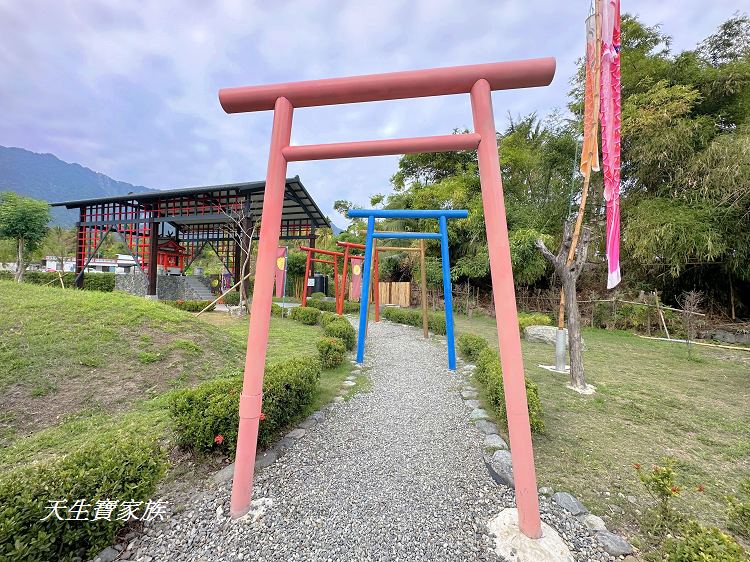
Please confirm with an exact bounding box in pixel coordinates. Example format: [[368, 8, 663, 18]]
[[323, 318, 356, 351], [0, 435, 166, 562], [661, 521, 747, 561], [517, 312, 552, 332], [381, 306, 447, 335], [290, 306, 322, 325], [317, 336, 346, 368], [309, 291, 326, 300], [271, 303, 285, 317], [0, 271, 115, 291], [474, 347, 545, 434], [457, 333, 488, 363], [319, 312, 338, 327], [306, 299, 360, 313], [221, 291, 241, 306], [727, 477, 750, 540], [169, 356, 321, 453], [164, 300, 215, 312]]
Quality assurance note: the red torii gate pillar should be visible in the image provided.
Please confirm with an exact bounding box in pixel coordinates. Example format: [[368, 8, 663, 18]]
[[219, 57, 555, 539]]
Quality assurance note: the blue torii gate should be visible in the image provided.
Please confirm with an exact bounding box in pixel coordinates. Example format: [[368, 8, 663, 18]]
[[348, 209, 469, 370]]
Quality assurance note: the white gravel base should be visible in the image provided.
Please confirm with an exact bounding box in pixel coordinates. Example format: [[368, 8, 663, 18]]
[[124, 320, 616, 562]]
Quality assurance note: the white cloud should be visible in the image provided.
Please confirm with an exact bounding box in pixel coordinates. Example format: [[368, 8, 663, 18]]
[[0, 0, 740, 225]]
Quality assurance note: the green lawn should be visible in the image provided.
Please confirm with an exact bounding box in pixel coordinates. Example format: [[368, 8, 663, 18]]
[[0, 281, 351, 470], [453, 312, 750, 547]]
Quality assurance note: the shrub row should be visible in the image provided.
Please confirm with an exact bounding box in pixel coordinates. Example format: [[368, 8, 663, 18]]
[[381, 306, 447, 335], [323, 318, 356, 351], [221, 291, 241, 306], [305, 299, 361, 314], [457, 332, 488, 363], [317, 337, 346, 368], [474, 346, 545, 434], [0, 436, 166, 562], [290, 306, 321, 325], [309, 292, 326, 300], [0, 271, 115, 292], [163, 300, 215, 313], [169, 356, 322, 453]]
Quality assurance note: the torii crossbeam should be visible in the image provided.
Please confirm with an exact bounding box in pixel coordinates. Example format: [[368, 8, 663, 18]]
[[219, 57, 556, 539]]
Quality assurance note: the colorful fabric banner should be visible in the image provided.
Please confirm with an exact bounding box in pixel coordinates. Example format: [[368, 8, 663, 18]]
[[349, 257, 363, 300], [599, 0, 621, 288], [580, 12, 601, 178], [274, 247, 287, 299]]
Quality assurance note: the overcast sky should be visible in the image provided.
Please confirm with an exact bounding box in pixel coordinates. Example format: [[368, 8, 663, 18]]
[[0, 0, 739, 226]]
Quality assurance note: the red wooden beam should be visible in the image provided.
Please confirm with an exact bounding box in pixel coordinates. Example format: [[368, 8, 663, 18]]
[[220, 58, 555, 113]]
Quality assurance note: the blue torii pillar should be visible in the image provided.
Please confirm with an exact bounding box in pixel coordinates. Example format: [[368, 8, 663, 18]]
[[348, 209, 468, 371]]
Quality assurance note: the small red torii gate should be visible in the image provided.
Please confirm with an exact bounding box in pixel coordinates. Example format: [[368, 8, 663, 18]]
[[219, 57, 555, 539], [298, 245, 343, 307]]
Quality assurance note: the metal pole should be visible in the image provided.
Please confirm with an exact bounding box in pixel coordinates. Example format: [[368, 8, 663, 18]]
[[338, 245, 350, 315], [420, 239, 428, 338], [356, 216, 375, 364], [439, 216, 456, 371], [302, 250, 311, 307], [230, 96, 293, 518], [471, 78, 542, 538]]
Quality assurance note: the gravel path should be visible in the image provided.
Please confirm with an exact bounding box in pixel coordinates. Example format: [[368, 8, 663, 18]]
[[123, 320, 615, 562]]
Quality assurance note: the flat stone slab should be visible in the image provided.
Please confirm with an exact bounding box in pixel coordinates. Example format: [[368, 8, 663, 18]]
[[297, 416, 318, 429], [474, 420, 498, 435], [274, 436, 296, 455], [484, 434, 508, 451], [254, 449, 278, 470], [553, 491, 588, 516], [211, 463, 235, 484], [287, 428, 306, 439], [342, 380, 356, 387], [488, 508, 575, 562], [469, 408, 490, 421], [461, 390, 478, 399], [596, 531, 633, 556], [464, 399, 481, 409], [333, 396, 345, 404]]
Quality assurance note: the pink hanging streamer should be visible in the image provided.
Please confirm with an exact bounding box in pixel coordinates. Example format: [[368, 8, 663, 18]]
[[599, 0, 621, 288]]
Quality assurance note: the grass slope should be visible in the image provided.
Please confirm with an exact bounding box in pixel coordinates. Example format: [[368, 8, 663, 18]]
[[0, 281, 324, 445], [454, 312, 750, 547]]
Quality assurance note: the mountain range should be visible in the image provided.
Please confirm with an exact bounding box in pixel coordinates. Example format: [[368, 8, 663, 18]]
[[0, 145, 342, 232]]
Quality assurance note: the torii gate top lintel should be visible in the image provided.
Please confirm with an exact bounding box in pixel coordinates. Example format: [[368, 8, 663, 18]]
[[222, 57, 555, 540]]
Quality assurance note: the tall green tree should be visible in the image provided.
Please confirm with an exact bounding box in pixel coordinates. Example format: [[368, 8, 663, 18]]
[[0, 192, 50, 282]]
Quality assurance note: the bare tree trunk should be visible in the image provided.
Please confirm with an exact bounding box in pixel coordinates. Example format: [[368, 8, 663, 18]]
[[536, 220, 593, 394], [15, 237, 25, 283], [563, 277, 585, 389]]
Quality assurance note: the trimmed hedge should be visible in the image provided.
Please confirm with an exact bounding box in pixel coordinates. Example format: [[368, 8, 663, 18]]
[[306, 299, 360, 314], [271, 303, 285, 317], [517, 312, 552, 333], [221, 291, 241, 306], [457, 332, 488, 363], [475, 347, 545, 434], [164, 300, 215, 313], [309, 292, 326, 300], [317, 336, 346, 368], [0, 271, 115, 292], [0, 435, 166, 562], [381, 306, 447, 335], [290, 306, 322, 325], [323, 318, 356, 351], [169, 356, 322, 453], [318, 312, 338, 328]]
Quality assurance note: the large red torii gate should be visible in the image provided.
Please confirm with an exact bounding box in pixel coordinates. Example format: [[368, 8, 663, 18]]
[[219, 57, 555, 539]]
